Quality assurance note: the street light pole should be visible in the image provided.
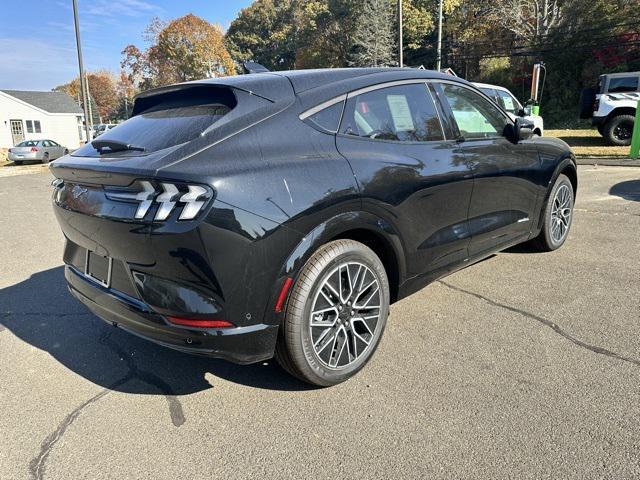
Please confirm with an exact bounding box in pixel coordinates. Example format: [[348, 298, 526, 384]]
[[72, 0, 91, 142], [436, 0, 443, 71], [398, 0, 403, 67]]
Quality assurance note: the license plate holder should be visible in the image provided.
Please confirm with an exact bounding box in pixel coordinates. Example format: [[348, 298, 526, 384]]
[[85, 250, 113, 288]]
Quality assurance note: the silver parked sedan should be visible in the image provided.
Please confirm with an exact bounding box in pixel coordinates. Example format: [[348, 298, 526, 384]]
[[8, 139, 69, 164]]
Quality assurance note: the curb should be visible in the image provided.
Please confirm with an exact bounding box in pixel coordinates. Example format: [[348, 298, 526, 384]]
[[576, 158, 640, 167]]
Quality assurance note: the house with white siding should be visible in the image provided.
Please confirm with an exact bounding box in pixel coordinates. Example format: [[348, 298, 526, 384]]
[[0, 90, 85, 149]]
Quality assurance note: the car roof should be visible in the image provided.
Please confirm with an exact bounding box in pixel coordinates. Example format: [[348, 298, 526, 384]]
[[136, 68, 469, 106], [473, 82, 510, 92], [600, 71, 640, 78]]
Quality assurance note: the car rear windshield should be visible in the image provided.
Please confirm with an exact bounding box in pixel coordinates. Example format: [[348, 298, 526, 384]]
[[74, 86, 236, 157], [16, 141, 38, 147]]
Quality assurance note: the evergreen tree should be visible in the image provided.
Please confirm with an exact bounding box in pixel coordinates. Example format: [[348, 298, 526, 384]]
[[349, 0, 397, 67]]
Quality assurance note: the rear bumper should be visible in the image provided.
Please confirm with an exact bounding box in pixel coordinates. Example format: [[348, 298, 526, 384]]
[[66, 265, 279, 364], [8, 152, 39, 161]]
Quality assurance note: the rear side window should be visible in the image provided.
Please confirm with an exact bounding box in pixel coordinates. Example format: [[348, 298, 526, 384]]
[[341, 83, 444, 142], [306, 101, 344, 132], [74, 86, 236, 157], [607, 76, 639, 93]]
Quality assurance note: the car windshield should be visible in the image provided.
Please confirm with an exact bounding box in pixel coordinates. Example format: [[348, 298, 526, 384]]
[[16, 141, 39, 147]]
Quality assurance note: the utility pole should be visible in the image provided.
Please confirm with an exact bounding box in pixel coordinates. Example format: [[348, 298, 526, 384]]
[[398, 0, 403, 67], [72, 0, 91, 143], [436, 0, 443, 71]]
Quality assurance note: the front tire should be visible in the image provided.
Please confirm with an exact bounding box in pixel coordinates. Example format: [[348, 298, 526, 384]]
[[531, 174, 574, 251], [41, 153, 50, 164], [603, 114, 634, 146], [275, 240, 390, 386]]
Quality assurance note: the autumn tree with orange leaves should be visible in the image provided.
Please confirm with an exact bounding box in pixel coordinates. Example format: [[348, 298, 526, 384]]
[[54, 70, 119, 122], [122, 14, 235, 91]]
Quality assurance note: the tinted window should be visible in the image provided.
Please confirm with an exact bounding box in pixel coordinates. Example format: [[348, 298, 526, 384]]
[[74, 104, 231, 156], [479, 88, 498, 102], [441, 84, 509, 139], [16, 140, 38, 147], [496, 89, 521, 114], [341, 83, 443, 142], [607, 76, 639, 93], [307, 101, 344, 132]]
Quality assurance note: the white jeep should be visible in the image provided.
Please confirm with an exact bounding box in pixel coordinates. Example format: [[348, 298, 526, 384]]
[[580, 71, 639, 146]]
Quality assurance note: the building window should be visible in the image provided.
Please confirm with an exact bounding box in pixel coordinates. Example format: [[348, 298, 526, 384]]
[[26, 120, 34, 133], [34, 120, 41, 133]]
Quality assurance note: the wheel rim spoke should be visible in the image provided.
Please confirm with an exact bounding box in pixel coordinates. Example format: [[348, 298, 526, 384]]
[[550, 184, 572, 243], [309, 261, 382, 370]]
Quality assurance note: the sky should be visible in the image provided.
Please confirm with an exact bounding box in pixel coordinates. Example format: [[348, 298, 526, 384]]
[[0, 0, 254, 91]]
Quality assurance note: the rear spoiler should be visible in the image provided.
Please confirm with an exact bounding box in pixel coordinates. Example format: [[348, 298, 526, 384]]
[[132, 73, 293, 116]]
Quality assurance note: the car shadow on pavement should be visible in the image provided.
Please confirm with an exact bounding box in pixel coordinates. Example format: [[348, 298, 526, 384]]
[[0, 267, 313, 395], [610, 179, 640, 202]]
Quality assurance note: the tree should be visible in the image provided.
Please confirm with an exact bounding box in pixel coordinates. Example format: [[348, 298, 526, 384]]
[[488, 0, 563, 42], [54, 70, 119, 122], [350, 0, 396, 67], [122, 14, 235, 90], [226, 0, 298, 72]]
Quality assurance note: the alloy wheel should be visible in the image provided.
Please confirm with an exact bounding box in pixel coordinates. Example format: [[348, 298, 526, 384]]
[[550, 184, 572, 243], [613, 123, 632, 141], [309, 262, 382, 369]]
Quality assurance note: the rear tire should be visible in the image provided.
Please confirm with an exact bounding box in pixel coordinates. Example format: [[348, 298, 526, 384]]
[[531, 174, 574, 252], [275, 240, 390, 386], [603, 114, 634, 146]]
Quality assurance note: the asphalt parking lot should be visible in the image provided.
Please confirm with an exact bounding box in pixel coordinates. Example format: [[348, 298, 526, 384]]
[[1, 166, 638, 479]]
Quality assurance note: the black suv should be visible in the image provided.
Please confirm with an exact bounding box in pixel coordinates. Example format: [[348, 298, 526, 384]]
[[51, 68, 577, 386]]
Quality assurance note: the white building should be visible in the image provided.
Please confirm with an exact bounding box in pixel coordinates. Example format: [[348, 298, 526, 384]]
[[0, 90, 85, 149]]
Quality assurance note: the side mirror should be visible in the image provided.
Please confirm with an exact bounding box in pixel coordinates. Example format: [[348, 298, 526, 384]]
[[515, 117, 535, 141]]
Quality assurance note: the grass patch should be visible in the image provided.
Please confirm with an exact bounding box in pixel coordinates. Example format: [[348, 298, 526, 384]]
[[546, 129, 630, 158]]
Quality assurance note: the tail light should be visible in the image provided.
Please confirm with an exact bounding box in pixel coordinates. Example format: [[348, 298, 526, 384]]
[[31, 147, 38, 152], [104, 180, 213, 222], [166, 316, 234, 329]]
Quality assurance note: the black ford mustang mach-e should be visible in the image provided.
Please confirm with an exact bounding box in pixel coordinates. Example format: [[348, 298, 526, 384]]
[[51, 68, 576, 386]]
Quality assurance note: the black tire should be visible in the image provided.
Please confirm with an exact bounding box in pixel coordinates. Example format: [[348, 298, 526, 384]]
[[275, 239, 390, 386], [603, 114, 635, 146], [41, 153, 50, 164], [64, 149, 69, 155], [531, 174, 574, 252]]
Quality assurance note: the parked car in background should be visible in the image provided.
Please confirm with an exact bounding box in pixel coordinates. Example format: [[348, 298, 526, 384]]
[[92, 124, 117, 138], [50, 67, 576, 386], [474, 82, 544, 136], [8, 139, 68, 164], [579, 71, 639, 146]]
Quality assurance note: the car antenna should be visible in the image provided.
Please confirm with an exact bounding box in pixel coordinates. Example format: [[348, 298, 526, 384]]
[[243, 62, 270, 74]]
